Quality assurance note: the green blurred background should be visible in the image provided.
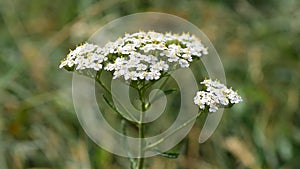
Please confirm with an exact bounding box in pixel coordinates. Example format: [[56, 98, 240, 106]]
[[0, 0, 299, 168]]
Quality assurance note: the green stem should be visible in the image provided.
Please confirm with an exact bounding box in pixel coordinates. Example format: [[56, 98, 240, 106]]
[[121, 120, 136, 169], [149, 74, 171, 103], [136, 87, 146, 169], [95, 70, 111, 95], [145, 111, 202, 151], [158, 73, 171, 90], [95, 71, 138, 122], [137, 121, 145, 169]]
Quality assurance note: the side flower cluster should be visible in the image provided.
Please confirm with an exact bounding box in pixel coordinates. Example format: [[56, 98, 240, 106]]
[[59, 31, 208, 81], [193, 79, 243, 113]]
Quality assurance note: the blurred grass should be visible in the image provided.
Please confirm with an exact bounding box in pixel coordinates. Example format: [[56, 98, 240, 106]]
[[0, 0, 299, 168]]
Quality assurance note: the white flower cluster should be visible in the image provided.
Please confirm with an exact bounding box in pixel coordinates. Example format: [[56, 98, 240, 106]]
[[59, 43, 107, 71], [193, 79, 243, 113], [59, 31, 208, 81]]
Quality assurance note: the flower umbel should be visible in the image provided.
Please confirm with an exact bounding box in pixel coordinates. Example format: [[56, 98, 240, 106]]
[[59, 31, 208, 81], [193, 79, 243, 113]]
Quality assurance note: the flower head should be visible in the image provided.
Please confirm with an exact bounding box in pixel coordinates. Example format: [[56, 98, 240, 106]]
[[193, 79, 243, 113], [59, 31, 208, 81]]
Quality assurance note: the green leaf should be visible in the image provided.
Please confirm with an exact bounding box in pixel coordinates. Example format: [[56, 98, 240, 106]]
[[163, 88, 177, 95], [152, 149, 180, 159], [151, 88, 177, 102], [159, 152, 180, 159]]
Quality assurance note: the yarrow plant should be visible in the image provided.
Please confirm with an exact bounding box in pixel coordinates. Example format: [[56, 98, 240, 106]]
[[59, 31, 242, 169]]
